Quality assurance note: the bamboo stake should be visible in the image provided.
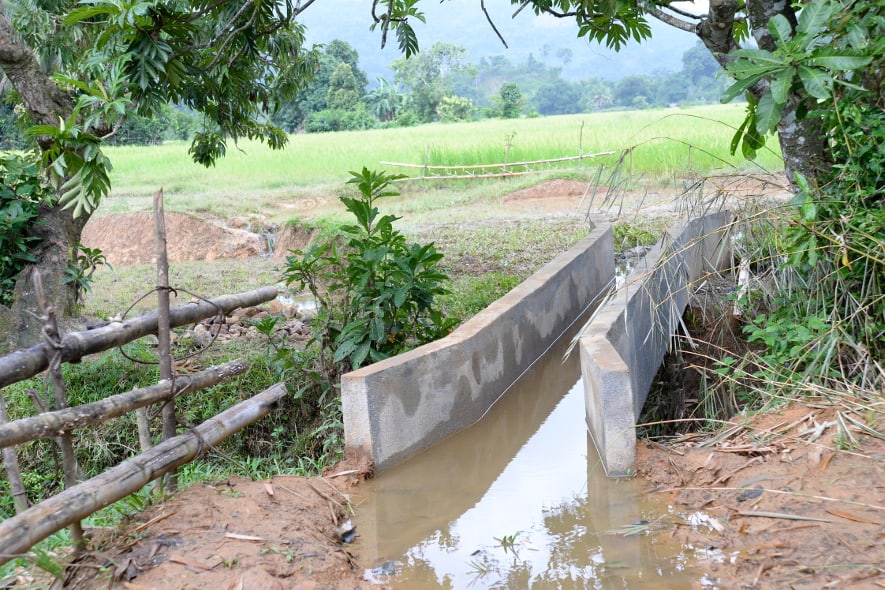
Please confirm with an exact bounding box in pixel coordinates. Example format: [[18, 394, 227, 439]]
[[153, 189, 177, 493], [0, 382, 287, 566], [0, 392, 28, 513], [380, 150, 616, 170], [33, 273, 84, 550], [0, 360, 249, 448], [0, 286, 277, 389]]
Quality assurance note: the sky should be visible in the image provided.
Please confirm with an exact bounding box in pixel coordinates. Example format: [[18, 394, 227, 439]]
[[298, 1, 704, 82]]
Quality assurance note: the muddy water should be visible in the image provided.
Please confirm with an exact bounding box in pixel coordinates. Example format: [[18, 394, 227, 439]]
[[353, 330, 717, 589]]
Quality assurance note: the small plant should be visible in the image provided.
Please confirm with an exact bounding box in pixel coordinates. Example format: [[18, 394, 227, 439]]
[[283, 167, 459, 386], [63, 243, 112, 305]]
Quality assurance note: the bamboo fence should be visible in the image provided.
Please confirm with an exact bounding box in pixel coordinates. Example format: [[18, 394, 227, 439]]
[[380, 150, 616, 181], [0, 190, 281, 568]]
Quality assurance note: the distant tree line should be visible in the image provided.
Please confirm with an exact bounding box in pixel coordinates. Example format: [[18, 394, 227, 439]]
[[0, 40, 725, 148]]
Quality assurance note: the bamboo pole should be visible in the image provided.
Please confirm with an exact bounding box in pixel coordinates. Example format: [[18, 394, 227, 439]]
[[153, 189, 177, 492], [0, 393, 28, 514], [0, 286, 277, 389], [0, 382, 287, 566], [33, 273, 84, 549], [379, 150, 616, 170], [0, 360, 249, 449]]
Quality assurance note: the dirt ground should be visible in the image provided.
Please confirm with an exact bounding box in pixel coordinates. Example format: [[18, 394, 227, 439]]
[[27, 176, 883, 589]]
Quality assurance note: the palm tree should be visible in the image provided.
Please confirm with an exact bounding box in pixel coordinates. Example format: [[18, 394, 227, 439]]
[[366, 77, 403, 122]]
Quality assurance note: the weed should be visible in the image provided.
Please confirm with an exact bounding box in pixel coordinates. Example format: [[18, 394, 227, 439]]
[[494, 532, 522, 556]]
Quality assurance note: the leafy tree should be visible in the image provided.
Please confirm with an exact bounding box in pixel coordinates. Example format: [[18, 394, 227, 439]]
[[578, 78, 614, 111], [0, 0, 326, 348], [612, 74, 655, 108], [493, 0, 875, 185], [533, 79, 583, 115], [391, 42, 476, 122], [499, 82, 524, 118], [681, 41, 720, 84], [272, 40, 369, 133], [327, 63, 364, 111], [436, 95, 474, 122]]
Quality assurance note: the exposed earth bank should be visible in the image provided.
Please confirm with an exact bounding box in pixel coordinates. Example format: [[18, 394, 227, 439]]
[[41, 177, 883, 590]]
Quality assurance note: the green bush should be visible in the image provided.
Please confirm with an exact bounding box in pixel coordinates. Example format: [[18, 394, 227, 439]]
[[0, 152, 50, 306], [283, 168, 459, 386]]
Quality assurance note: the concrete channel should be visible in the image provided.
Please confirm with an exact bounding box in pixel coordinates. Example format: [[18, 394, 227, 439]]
[[341, 211, 734, 476]]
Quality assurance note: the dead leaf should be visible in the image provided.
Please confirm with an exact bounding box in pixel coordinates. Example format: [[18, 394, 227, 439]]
[[819, 452, 835, 471], [825, 509, 880, 525], [224, 532, 266, 542], [264, 482, 275, 497], [734, 511, 832, 523], [169, 556, 214, 571]]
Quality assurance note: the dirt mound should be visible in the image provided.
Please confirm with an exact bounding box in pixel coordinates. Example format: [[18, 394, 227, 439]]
[[272, 224, 320, 261], [502, 179, 592, 201], [82, 212, 266, 266]]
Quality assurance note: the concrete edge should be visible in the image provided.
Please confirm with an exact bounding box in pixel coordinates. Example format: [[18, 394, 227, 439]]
[[342, 217, 615, 471], [580, 211, 735, 477]]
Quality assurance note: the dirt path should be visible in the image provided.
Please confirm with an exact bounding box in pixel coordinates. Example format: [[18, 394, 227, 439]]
[[51, 175, 885, 589]]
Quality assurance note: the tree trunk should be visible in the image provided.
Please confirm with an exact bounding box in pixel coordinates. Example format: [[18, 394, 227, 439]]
[[1, 3, 91, 352], [0, 205, 88, 352], [690, 0, 830, 185]]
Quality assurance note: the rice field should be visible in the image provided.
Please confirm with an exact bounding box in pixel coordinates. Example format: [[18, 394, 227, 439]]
[[101, 103, 784, 218]]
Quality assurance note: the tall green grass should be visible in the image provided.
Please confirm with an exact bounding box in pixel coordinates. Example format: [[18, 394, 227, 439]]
[[102, 104, 783, 218]]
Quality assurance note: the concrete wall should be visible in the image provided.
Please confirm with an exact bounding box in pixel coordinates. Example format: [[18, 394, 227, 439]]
[[342, 220, 614, 471], [580, 212, 733, 477]]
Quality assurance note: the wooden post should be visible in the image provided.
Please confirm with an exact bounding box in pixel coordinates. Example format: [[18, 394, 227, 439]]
[[32, 273, 84, 550], [0, 383, 287, 566], [0, 392, 29, 514], [153, 189, 177, 493]]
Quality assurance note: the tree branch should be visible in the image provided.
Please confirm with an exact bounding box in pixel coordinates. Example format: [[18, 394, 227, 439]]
[[647, 6, 697, 33], [0, 0, 72, 128], [481, 0, 508, 48]]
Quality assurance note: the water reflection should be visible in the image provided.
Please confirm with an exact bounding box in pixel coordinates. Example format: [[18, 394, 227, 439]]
[[354, 331, 707, 588]]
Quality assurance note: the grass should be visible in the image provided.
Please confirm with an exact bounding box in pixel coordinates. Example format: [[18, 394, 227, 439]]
[[100, 104, 783, 221]]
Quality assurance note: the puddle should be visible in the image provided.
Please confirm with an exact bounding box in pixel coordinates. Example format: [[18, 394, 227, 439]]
[[353, 329, 717, 588], [274, 291, 317, 312]]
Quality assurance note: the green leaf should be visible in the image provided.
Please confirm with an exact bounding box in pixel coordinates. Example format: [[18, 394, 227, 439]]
[[767, 14, 793, 43], [770, 67, 795, 104], [806, 54, 873, 70], [396, 23, 420, 59], [754, 92, 783, 136], [797, 65, 832, 99], [796, 0, 837, 37], [730, 117, 750, 156], [64, 4, 115, 25]]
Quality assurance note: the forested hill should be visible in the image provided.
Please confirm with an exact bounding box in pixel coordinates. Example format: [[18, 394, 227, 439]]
[[298, 0, 698, 83]]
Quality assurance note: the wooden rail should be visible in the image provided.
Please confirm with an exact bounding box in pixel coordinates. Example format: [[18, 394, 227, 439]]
[[0, 383, 287, 566], [0, 287, 277, 390]]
